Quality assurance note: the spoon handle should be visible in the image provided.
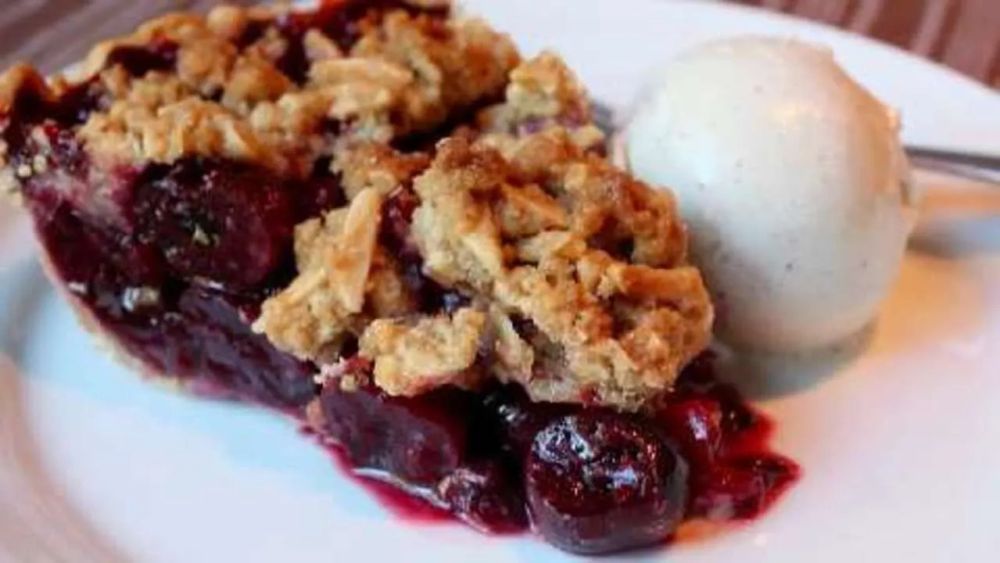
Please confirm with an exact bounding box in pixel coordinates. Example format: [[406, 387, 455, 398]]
[[904, 146, 1000, 186]]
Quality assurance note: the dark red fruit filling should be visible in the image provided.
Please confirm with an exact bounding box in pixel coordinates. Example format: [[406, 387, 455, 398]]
[[104, 38, 180, 78], [7, 79, 318, 408], [319, 382, 475, 486], [24, 175, 317, 408], [483, 385, 576, 457], [172, 288, 316, 406], [380, 187, 421, 257], [134, 159, 295, 293], [318, 380, 529, 533], [315, 358, 798, 554], [438, 461, 527, 534], [691, 456, 799, 520], [294, 158, 347, 222], [658, 356, 800, 520], [525, 413, 688, 555]]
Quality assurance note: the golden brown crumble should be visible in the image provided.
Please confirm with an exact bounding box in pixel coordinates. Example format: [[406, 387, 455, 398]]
[[254, 187, 393, 361], [479, 52, 588, 127], [412, 136, 710, 408], [333, 141, 430, 200], [360, 308, 486, 396], [258, 54, 713, 410], [0, 1, 517, 177], [477, 52, 606, 153], [0, 1, 712, 410]]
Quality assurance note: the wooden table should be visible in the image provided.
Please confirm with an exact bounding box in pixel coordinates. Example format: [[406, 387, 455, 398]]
[[0, 0, 996, 87]]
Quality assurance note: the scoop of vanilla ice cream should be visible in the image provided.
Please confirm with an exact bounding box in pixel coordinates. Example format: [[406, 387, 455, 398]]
[[625, 37, 917, 353]]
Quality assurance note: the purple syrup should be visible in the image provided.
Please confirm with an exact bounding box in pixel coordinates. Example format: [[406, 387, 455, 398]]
[[313, 364, 799, 551]]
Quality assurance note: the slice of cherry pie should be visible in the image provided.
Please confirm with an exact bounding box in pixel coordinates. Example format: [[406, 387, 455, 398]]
[[0, 0, 797, 554]]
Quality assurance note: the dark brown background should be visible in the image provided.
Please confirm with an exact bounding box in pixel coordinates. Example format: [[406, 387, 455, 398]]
[[736, 0, 1000, 88], [0, 0, 997, 87]]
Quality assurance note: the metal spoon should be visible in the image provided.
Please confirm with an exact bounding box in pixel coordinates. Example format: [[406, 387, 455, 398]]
[[903, 147, 1000, 185]]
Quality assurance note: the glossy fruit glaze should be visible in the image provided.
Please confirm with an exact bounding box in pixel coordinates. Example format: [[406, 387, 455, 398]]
[[315, 354, 798, 553]]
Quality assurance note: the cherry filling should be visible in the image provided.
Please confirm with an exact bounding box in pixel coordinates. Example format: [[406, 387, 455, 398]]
[[525, 413, 688, 554], [3, 0, 798, 550], [315, 357, 799, 553], [22, 156, 318, 408], [133, 159, 295, 293], [319, 383, 477, 486], [103, 37, 180, 78], [658, 357, 796, 517], [4, 77, 319, 407]]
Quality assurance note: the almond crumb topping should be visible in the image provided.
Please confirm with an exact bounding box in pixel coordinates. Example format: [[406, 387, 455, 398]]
[[257, 54, 713, 410], [1, 2, 518, 177], [361, 307, 487, 396], [253, 187, 386, 361], [0, 1, 712, 411]]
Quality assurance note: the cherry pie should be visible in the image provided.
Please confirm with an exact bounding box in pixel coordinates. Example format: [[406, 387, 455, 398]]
[[0, 0, 797, 554]]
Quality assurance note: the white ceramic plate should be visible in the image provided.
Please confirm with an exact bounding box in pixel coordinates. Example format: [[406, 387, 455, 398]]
[[2, 0, 1000, 561]]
